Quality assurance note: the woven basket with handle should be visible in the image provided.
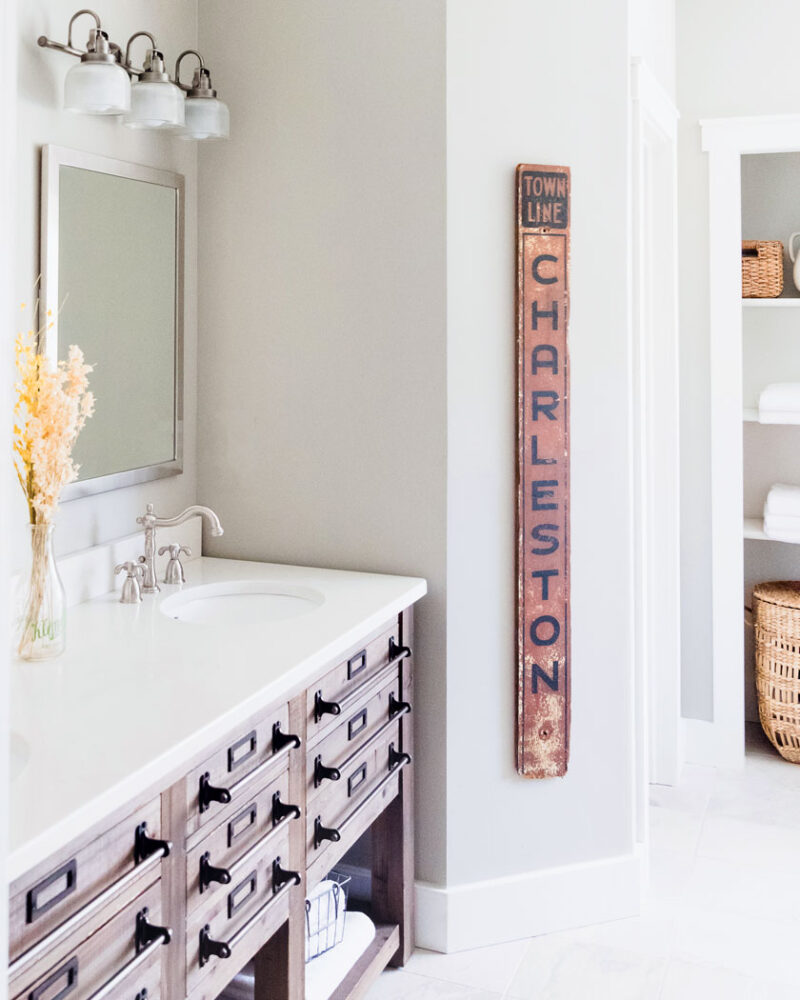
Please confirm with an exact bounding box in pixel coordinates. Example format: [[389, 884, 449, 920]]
[[753, 581, 800, 763], [742, 240, 784, 298]]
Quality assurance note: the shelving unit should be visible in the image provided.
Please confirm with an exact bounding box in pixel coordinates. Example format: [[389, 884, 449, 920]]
[[742, 297, 800, 307], [743, 517, 800, 542]]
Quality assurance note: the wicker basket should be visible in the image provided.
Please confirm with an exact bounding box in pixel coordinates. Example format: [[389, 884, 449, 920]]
[[753, 581, 800, 763], [742, 240, 784, 298]]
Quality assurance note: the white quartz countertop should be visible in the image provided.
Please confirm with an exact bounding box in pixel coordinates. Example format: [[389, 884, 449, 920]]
[[9, 556, 426, 882]]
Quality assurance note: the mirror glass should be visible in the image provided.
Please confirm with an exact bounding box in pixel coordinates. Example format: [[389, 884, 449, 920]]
[[41, 146, 184, 498]]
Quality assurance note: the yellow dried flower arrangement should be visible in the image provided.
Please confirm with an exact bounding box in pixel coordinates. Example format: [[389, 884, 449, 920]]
[[13, 299, 94, 658]]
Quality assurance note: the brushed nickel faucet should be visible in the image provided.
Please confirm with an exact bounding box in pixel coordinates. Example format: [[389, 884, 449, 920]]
[[137, 503, 223, 593]]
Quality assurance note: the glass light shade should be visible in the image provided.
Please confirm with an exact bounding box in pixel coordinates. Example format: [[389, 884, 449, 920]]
[[64, 60, 131, 115], [124, 80, 185, 129], [179, 97, 230, 140]]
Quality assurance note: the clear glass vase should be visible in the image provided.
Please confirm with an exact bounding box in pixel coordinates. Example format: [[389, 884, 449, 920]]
[[14, 523, 66, 660]]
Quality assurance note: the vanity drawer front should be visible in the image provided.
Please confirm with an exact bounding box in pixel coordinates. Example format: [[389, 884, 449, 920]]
[[306, 619, 405, 746], [306, 666, 409, 807], [9, 798, 164, 963], [11, 881, 168, 1000], [185, 769, 301, 915], [307, 718, 407, 866], [185, 703, 299, 837], [185, 830, 295, 995]]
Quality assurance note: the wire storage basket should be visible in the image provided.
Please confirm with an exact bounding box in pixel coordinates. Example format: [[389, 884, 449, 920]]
[[305, 872, 350, 962], [742, 240, 784, 298], [753, 581, 800, 763]]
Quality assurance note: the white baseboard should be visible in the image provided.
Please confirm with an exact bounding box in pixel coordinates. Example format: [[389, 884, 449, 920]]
[[415, 850, 644, 954], [682, 717, 745, 769]]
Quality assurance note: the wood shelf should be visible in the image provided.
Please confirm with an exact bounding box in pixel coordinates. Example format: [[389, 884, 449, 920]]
[[328, 923, 400, 1000], [742, 298, 800, 307], [744, 517, 800, 543]]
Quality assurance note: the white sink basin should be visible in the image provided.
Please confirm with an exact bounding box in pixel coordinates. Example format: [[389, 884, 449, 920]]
[[160, 580, 325, 626]]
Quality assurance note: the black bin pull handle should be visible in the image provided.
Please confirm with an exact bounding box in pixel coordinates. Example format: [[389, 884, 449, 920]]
[[313, 756, 341, 787], [199, 852, 231, 892], [272, 792, 301, 825], [272, 859, 302, 891], [314, 691, 342, 722], [199, 925, 231, 967], [272, 722, 301, 752], [388, 692, 412, 719], [135, 908, 172, 953], [389, 744, 412, 769], [133, 823, 172, 865], [198, 772, 232, 813], [314, 817, 341, 848], [388, 637, 412, 662]]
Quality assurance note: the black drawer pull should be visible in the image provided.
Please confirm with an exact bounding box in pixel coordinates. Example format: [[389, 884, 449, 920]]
[[199, 772, 232, 813], [348, 708, 368, 740], [228, 870, 257, 918], [29, 956, 78, 1000], [228, 802, 257, 847], [347, 762, 368, 797], [388, 692, 412, 719], [313, 756, 341, 787], [135, 908, 171, 952], [314, 692, 342, 722], [347, 649, 368, 679], [199, 852, 232, 892], [26, 858, 77, 924], [135, 991, 148, 1000], [228, 730, 257, 772], [272, 859, 301, 891], [272, 722, 301, 752], [133, 823, 172, 865], [388, 637, 412, 662], [272, 791, 301, 825], [313, 818, 342, 848], [389, 744, 412, 769], [199, 926, 231, 967]]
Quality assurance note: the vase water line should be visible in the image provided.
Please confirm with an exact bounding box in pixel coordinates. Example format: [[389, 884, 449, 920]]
[[15, 523, 66, 660]]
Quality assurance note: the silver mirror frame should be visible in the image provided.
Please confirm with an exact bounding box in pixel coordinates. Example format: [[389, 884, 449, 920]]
[[40, 144, 185, 500]]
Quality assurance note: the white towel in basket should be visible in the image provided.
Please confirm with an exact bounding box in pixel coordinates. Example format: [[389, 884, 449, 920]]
[[759, 383, 800, 423]]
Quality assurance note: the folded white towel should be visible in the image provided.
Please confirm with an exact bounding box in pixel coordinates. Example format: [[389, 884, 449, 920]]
[[764, 483, 800, 517], [763, 513, 800, 531], [759, 383, 800, 415], [758, 410, 800, 424]]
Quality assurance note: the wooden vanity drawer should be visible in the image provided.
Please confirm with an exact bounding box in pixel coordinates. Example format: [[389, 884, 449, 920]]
[[11, 880, 169, 1000], [306, 619, 406, 747], [307, 718, 408, 872], [306, 666, 409, 807], [185, 829, 296, 996], [185, 768, 301, 915], [185, 703, 300, 838], [9, 798, 165, 964]]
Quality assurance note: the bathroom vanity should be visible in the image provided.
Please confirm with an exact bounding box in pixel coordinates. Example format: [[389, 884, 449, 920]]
[[8, 556, 425, 1000]]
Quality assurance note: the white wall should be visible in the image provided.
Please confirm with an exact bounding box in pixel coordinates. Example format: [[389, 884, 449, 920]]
[[630, 0, 676, 97], [444, 0, 636, 884], [677, 0, 800, 719], [196, 0, 448, 885], [13, 0, 199, 569]]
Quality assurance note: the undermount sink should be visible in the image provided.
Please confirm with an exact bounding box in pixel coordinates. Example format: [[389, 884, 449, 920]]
[[160, 580, 325, 626]]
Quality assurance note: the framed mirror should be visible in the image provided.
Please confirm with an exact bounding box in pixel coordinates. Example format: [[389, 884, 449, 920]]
[[40, 145, 184, 499]]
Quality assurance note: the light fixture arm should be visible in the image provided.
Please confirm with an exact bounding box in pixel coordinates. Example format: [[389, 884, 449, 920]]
[[174, 49, 204, 92], [38, 8, 102, 59], [124, 30, 158, 77]]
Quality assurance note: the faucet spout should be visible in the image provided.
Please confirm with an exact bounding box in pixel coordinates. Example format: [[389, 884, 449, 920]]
[[136, 503, 223, 593]]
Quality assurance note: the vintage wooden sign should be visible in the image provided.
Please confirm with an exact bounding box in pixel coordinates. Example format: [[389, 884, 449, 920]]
[[516, 164, 570, 779]]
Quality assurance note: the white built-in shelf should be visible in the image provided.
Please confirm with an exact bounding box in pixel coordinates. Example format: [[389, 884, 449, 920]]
[[743, 516, 800, 543], [742, 298, 800, 307], [742, 408, 800, 423]]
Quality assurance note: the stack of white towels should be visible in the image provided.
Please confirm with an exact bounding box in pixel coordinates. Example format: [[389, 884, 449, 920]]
[[764, 484, 800, 541], [758, 383, 800, 424]]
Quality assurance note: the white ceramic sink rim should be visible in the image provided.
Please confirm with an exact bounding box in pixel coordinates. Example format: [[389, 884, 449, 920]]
[[160, 580, 325, 626]]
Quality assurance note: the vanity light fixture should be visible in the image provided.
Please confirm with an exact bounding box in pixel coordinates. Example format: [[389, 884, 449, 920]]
[[38, 9, 131, 116], [37, 9, 230, 140], [123, 32, 184, 130], [174, 51, 230, 141]]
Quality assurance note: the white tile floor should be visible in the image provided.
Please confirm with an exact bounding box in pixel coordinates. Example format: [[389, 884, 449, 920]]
[[366, 725, 800, 999]]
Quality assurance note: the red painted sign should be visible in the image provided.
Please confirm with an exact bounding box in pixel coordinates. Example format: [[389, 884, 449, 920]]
[[516, 164, 570, 779]]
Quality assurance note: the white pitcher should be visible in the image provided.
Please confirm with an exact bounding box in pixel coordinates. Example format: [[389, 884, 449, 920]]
[[789, 232, 800, 291]]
